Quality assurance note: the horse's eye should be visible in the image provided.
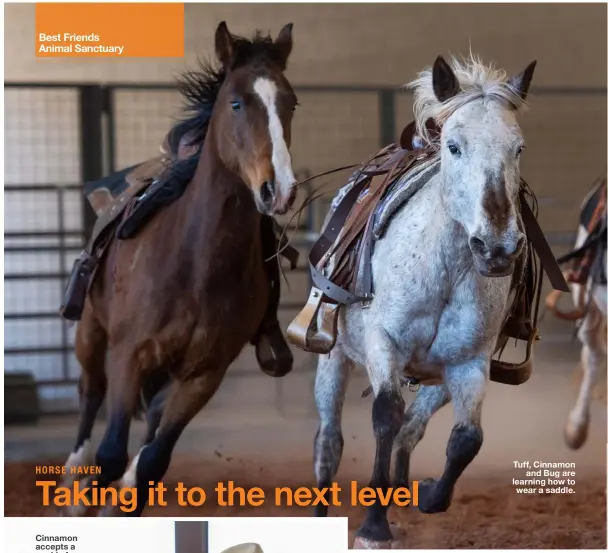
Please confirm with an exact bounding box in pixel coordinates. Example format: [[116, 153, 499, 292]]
[[291, 101, 299, 113], [448, 143, 461, 157], [231, 101, 241, 111], [516, 145, 526, 156]]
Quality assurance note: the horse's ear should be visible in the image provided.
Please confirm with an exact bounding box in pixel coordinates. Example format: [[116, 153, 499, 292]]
[[432, 56, 460, 102], [507, 60, 537, 103], [215, 21, 235, 68], [274, 23, 293, 69]]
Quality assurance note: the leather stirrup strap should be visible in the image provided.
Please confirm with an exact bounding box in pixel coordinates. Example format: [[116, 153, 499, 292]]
[[356, 151, 415, 298], [287, 147, 397, 351]]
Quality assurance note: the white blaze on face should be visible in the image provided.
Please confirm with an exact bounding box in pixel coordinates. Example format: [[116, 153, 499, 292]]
[[253, 77, 295, 203]]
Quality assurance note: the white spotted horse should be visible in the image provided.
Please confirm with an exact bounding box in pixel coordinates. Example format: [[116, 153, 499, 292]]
[[288, 54, 569, 548]]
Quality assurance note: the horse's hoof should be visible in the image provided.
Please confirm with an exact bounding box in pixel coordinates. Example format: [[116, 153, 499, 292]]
[[97, 505, 125, 517], [255, 332, 294, 378], [58, 503, 90, 517], [417, 478, 452, 514], [352, 536, 396, 549], [565, 416, 589, 450], [354, 519, 395, 549]]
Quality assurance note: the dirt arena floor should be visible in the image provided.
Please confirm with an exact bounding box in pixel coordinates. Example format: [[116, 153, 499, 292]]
[[4, 340, 607, 549], [5, 457, 606, 549]]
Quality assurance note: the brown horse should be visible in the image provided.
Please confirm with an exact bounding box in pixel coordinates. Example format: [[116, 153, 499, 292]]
[[61, 21, 298, 516]]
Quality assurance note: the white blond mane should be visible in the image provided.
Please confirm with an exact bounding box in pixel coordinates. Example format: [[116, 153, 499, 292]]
[[406, 54, 527, 145]]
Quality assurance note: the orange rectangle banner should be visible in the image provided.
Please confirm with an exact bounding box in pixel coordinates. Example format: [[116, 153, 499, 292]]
[[35, 3, 184, 58]]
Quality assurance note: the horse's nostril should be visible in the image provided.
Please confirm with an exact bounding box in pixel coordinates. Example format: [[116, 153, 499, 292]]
[[470, 236, 486, 254], [260, 181, 274, 204]]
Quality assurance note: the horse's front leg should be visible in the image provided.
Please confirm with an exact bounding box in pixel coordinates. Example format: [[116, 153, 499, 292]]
[[99, 365, 228, 517], [393, 384, 451, 489], [355, 327, 405, 549], [416, 356, 487, 514], [64, 345, 141, 517], [313, 345, 353, 517]]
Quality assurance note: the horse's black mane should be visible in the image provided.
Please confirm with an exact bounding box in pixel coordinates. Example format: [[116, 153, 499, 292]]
[[155, 31, 286, 203]]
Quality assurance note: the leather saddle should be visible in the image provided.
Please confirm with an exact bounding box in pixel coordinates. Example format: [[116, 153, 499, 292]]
[[562, 176, 607, 286], [59, 133, 189, 321], [545, 176, 607, 321], [59, 130, 299, 331]]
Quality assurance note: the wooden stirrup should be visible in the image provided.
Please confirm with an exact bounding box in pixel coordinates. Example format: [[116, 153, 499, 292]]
[[489, 328, 538, 385], [286, 287, 340, 354]]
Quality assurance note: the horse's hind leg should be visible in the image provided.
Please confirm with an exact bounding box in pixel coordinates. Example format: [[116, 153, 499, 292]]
[[416, 358, 486, 514], [62, 305, 107, 490], [102, 367, 228, 516], [393, 384, 450, 489], [565, 304, 605, 449], [313, 346, 353, 517]]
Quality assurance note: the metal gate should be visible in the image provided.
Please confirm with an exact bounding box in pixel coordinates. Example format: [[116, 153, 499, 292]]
[[5, 84, 94, 413]]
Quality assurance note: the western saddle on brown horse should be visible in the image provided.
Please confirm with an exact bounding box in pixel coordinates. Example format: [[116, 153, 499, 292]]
[[60, 128, 299, 379], [287, 119, 571, 389]]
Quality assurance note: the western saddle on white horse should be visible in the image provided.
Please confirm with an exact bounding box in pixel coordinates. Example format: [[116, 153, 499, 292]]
[[287, 119, 570, 388]]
